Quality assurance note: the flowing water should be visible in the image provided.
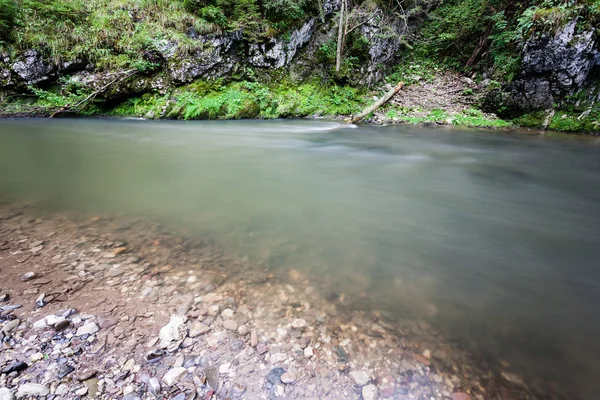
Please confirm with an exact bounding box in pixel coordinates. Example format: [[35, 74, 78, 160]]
[[1, 118, 599, 398]]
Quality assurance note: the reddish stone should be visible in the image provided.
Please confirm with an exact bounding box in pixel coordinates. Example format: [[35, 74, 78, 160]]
[[451, 393, 472, 400], [413, 353, 431, 366], [380, 385, 395, 398]]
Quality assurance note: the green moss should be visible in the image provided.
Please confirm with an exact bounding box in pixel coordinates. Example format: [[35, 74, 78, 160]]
[[390, 107, 512, 129], [512, 111, 547, 128], [106, 79, 366, 120]]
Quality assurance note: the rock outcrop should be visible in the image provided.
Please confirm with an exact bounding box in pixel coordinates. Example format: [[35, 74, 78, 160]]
[[488, 19, 599, 115]]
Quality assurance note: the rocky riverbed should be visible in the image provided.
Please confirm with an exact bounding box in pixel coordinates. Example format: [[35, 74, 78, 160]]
[[0, 202, 551, 399]]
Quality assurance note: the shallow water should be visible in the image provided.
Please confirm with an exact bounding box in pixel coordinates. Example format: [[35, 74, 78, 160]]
[[1, 118, 599, 398]]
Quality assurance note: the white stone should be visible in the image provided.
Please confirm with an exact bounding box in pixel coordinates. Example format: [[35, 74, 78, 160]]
[[219, 363, 231, 374], [55, 384, 69, 395], [0, 388, 14, 400], [349, 370, 370, 386], [362, 384, 378, 400], [291, 318, 307, 329], [33, 318, 47, 330], [16, 383, 49, 398], [45, 315, 61, 326], [304, 346, 314, 358], [30, 352, 44, 362], [221, 308, 234, 319], [162, 367, 187, 386], [75, 387, 88, 396], [76, 321, 99, 336], [159, 315, 187, 352]]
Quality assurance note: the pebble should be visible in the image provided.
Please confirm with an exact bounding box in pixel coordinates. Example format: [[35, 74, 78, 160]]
[[20, 271, 38, 282], [362, 384, 378, 400], [0, 388, 13, 400], [266, 367, 285, 385], [304, 346, 314, 358], [57, 364, 75, 379], [16, 383, 49, 398], [257, 342, 268, 355], [2, 318, 19, 333], [75, 387, 88, 396], [77, 369, 98, 381], [148, 377, 161, 397], [162, 367, 187, 386], [451, 393, 472, 400], [76, 321, 99, 336], [219, 362, 231, 374], [221, 308, 235, 318], [250, 329, 258, 347], [188, 321, 210, 338], [55, 384, 69, 395], [83, 378, 99, 398], [291, 318, 307, 329], [159, 315, 188, 351], [54, 318, 70, 331], [413, 353, 431, 366], [350, 370, 370, 386], [2, 361, 28, 374], [33, 318, 47, 330], [223, 319, 238, 331], [30, 352, 44, 362], [281, 371, 297, 384], [205, 365, 219, 390]]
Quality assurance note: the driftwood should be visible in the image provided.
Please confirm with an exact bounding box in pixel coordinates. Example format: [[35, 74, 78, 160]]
[[350, 81, 404, 124], [50, 69, 137, 118]]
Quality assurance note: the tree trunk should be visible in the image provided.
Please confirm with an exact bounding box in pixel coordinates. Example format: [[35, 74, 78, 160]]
[[350, 82, 404, 124], [335, 0, 346, 77]]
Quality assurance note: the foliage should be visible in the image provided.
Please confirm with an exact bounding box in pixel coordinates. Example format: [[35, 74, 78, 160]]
[[0, 0, 17, 40], [109, 79, 366, 119], [386, 106, 513, 128]]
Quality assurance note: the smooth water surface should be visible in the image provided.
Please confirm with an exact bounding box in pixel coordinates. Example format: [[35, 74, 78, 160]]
[[1, 119, 599, 398]]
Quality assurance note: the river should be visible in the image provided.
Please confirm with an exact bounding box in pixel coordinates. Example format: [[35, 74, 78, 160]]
[[1, 118, 599, 399]]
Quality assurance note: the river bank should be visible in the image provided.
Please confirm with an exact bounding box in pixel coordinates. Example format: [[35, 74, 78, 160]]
[[0, 201, 550, 400]]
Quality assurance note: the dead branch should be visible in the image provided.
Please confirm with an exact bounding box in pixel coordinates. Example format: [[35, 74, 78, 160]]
[[350, 82, 404, 124], [50, 69, 137, 118]]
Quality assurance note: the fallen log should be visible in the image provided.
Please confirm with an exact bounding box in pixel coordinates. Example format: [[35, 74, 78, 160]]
[[350, 81, 404, 124]]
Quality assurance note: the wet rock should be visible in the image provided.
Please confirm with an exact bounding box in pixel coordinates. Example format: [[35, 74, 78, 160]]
[[16, 383, 49, 398], [2, 361, 28, 374], [57, 364, 75, 379], [350, 370, 370, 386], [291, 318, 307, 329], [413, 353, 430, 366], [0, 388, 13, 400], [281, 371, 297, 384], [83, 378, 99, 398], [20, 271, 37, 282], [162, 367, 187, 386], [362, 384, 378, 400], [159, 315, 188, 351], [188, 321, 210, 338], [223, 319, 238, 331], [76, 321, 99, 336], [145, 349, 165, 363]]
